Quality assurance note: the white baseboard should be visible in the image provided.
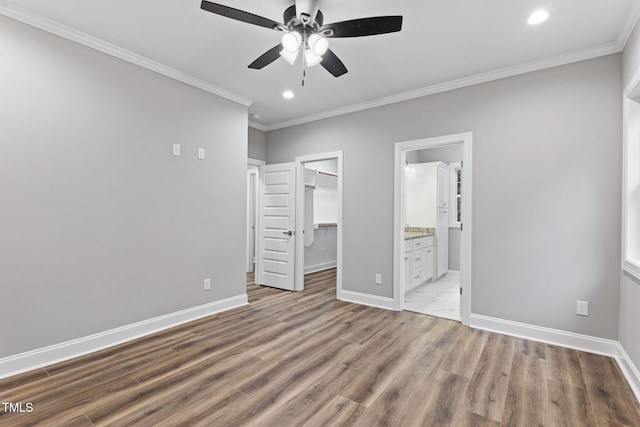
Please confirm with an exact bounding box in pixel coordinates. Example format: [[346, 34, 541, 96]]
[[470, 314, 640, 402], [340, 290, 395, 311], [470, 314, 619, 356], [0, 294, 248, 380], [304, 261, 337, 275], [446, 270, 460, 278], [470, 314, 640, 401], [615, 343, 640, 402]]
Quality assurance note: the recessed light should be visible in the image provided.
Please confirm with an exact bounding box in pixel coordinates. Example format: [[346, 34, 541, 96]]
[[282, 90, 294, 99], [528, 10, 549, 25]]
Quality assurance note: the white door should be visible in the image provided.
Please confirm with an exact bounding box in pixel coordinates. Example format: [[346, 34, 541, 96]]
[[256, 163, 296, 290]]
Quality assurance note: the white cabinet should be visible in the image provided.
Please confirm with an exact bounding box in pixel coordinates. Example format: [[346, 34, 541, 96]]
[[405, 162, 451, 281], [437, 164, 450, 209], [404, 236, 434, 294]]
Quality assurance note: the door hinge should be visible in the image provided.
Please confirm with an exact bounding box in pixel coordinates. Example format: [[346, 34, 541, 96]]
[[461, 160, 463, 168], [460, 223, 463, 231], [460, 287, 463, 295]]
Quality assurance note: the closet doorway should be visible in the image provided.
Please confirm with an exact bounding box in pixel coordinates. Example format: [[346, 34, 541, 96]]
[[246, 158, 265, 273], [294, 151, 343, 298]]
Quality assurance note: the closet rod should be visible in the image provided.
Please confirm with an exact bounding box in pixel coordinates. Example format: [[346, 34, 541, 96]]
[[317, 170, 338, 177]]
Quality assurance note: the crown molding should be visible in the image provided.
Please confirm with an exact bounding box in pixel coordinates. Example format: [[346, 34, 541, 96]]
[[265, 41, 621, 131], [248, 120, 268, 131], [0, 4, 253, 108], [618, 0, 640, 50]]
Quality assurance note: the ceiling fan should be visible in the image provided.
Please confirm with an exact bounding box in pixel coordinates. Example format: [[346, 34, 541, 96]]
[[200, 0, 403, 78]]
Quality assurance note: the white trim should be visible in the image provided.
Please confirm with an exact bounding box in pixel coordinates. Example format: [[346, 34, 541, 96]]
[[265, 43, 620, 131], [304, 261, 338, 275], [470, 314, 640, 402], [248, 121, 268, 131], [623, 259, 640, 280], [619, 1, 640, 51], [247, 158, 266, 167], [622, 94, 640, 282], [393, 133, 472, 327], [446, 270, 460, 278], [247, 159, 265, 273], [340, 290, 395, 311], [0, 294, 248, 380], [615, 343, 640, 402], [295, 151, 343, 300], [0, 4, 253, 107], [470, 314, 619, 357]]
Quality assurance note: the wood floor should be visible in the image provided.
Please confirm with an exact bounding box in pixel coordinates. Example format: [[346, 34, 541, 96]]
[[1, 269, 639, 426]]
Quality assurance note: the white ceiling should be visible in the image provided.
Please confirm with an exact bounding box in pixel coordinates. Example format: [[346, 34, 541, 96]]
[[2, 0, 639, 130]]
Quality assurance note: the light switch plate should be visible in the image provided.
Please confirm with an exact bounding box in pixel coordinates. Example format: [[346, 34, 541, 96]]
[[204, 278, 211, 291], [172, 143, 181, 156], [375, 274, 382, 285], [198, 147, 205, 160]]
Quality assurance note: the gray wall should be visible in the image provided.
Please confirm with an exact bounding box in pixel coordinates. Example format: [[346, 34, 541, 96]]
[[0, 16, 248, 358], [267, 54, 622, 339], [416, 145, 463, 164], [248, 127, 267, 161], [621, 18, 640, 379]]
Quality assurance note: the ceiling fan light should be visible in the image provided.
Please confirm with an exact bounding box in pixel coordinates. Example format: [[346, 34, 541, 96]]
[[308, 33, 329, 56], [279, 49, 298, 65], [304, 49, 323, 67], [281, 31, 302, 53], [528, 10, 549, 25]]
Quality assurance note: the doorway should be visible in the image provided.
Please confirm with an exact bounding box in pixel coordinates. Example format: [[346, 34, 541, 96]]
[[246, 158, 265, 273], [295, 151, 343, 299], [252, 151, 343, 298], [393, 133, 473, 326], [403, 145, 462, 320]]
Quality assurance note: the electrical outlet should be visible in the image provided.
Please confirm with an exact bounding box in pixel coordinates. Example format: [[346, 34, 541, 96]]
[[375, 274, 382, 285], [197, 147, 205, 160], [576, 300, 588, 316], [172, 143, 181, 156], [204, 278, 211, 291]]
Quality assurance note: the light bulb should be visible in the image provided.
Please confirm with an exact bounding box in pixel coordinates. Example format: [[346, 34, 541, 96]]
[[304, 49, 323, 67], [281, 31, 302, 53], [308, 33, 329, 56], [528, 10, 549, 25], [279, 49, 299, 65]]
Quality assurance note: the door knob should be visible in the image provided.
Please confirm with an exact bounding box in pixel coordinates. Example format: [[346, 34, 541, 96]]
[[282, 231, 293, 236]]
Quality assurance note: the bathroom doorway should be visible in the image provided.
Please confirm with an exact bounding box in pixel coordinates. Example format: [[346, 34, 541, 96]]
[[393, 133, 473, 325]]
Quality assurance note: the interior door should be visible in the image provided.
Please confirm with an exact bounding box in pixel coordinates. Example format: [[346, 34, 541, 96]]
[[256, 163, 296, 290]]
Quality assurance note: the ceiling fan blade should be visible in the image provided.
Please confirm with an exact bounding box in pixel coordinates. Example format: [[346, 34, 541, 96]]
[[201, 1, 284, 31], [248, 45, 283, 69], [321, 16, 403, 38], [321, 49, 348, 77]]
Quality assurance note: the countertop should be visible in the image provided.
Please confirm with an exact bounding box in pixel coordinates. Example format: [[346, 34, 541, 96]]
[[404, 227, 435, 240]]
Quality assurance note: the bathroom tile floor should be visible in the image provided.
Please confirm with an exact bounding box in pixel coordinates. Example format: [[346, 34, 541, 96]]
[[404, 275, 460, 321]]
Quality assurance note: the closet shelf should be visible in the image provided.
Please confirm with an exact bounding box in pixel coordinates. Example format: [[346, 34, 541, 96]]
[[317, 223, 338, 227]]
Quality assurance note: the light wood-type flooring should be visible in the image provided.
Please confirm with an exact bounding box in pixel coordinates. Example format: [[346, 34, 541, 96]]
[[1, 269, 639, 426]]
